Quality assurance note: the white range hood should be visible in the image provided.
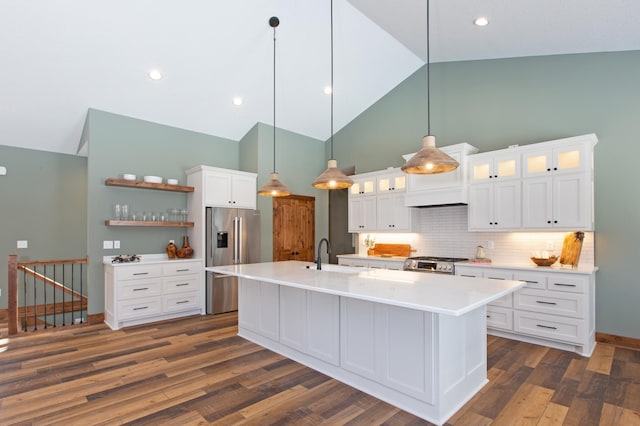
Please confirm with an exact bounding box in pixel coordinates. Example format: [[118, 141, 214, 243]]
[[402, 143, 478, 207]]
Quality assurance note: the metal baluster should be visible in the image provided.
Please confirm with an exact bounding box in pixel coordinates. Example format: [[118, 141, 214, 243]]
[[80, 263, 84, 323], [22, 268, 27, 332], [62, 263, 66, 326], [71, 263, 75, 325], [33, 265, 37, 331], [53, 264, 57, 327], [44, 264, 48, 329]]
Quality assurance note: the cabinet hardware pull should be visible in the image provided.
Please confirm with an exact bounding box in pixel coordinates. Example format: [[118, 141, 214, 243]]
[[488, 277, 505, 280], [486, 315, 492, 318], [461, 274, 476, 278], [176, 283, 189, 286], [133, 306, 148, 311], [176, 300, 189, 304], [524, 280, 538, 284], [536, 300, 557, 305], [133, 287, 149, 291], [133, 272, 149, 276], [536, 324, 557, 330], [554, 283, 576, 287], [176, 269, 189, 272]]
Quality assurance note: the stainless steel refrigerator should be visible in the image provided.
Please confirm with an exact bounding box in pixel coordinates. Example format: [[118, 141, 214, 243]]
[[206, 207, 260, 314]]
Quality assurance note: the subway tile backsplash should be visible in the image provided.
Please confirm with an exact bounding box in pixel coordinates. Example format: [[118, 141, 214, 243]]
[[357, 205, 595, 267]]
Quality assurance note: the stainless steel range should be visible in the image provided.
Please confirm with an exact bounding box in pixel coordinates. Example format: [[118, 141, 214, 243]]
[[403, 256, 469, 274]]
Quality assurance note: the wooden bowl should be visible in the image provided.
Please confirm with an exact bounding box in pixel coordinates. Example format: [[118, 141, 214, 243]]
[[530, 256, 558, 267]]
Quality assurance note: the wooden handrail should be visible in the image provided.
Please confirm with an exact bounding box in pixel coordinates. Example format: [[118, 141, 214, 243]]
[[17, 257, 88, 267]]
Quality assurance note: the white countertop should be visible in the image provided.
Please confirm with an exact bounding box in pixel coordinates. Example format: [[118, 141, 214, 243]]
[[456, 261, 598, 274], [206, 261, 524, 317], [103, 254, 203, 266]]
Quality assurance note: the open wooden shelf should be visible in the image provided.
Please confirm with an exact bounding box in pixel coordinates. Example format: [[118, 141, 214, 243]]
[[105, 178, 194, 193], [105, 220, 194, 228]]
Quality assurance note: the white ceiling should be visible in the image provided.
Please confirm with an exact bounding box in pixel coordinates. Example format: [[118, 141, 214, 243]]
[[2, 0, 639, 156]]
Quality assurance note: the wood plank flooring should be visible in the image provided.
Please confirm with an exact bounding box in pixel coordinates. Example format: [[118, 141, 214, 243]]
[[1, 313, 639, 425]]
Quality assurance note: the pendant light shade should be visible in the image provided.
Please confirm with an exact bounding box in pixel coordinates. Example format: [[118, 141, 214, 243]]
[[401, 135, 459, 174], [401, 0, 459, 175], [312, 0, 353, 190], [258, 16, 291, 197]]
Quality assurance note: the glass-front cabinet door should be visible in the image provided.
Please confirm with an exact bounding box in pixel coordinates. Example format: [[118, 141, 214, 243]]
[[522, 142, 589, 178]]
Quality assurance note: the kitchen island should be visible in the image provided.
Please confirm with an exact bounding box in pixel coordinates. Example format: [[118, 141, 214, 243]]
[[206, 261, 524, 425]]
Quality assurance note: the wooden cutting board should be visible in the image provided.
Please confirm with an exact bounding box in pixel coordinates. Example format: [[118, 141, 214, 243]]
[[560, 232, 584, 267], [370, 244, 413, 258]]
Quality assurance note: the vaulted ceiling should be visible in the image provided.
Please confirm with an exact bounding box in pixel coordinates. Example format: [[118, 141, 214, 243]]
[[2, 0, 639, 155]]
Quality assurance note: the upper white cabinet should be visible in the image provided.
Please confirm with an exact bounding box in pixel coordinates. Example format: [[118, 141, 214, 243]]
[[348, 168, 418, 233], [467, 134, 597, 232], [350, 175, 376, 197], [522, 139, 590, 178], [468, 151, 521, 183], [203, 169, 257, 209]]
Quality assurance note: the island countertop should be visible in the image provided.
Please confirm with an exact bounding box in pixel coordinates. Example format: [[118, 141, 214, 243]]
[[206, 260, 524, 316]]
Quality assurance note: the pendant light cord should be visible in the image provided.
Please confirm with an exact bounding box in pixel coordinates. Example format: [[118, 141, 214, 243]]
[[330, 0, 334, 160], [272, 19, 277, 173], [426, 0, 431, 135]]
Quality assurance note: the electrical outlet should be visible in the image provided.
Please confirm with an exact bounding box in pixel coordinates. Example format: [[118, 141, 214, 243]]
[[169, 239, 175, 244], [114, 240, 121, 249], [17, 240, 28, 248], [486, 240, 494, 249], [546, 240, 554, 250], [103, 240, 113, 249]]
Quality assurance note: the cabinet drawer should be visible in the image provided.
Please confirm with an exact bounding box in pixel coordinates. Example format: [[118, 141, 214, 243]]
[[162, 261, 201, 276], [117, 297, 162, 320], [514, 311, 583, 344], [513, 272, 546, 290], [119, 279, 162, 300], [546, 275, 587, 294], [489, 293, 513, 308], [116, 264, 162, 281], [515, 288, 584, 318], [163, 274, 200, 294], [163, 292, 200, 313], [486, 306, 513, 331]]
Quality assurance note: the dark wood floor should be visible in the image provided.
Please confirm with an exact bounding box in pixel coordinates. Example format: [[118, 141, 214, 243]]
[[1, 313, 639, 425]]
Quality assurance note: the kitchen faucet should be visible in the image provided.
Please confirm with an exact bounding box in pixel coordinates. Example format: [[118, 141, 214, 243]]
[[316, 238, 331, 270]]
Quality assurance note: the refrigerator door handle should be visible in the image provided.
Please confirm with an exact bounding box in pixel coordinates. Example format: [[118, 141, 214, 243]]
[[238, 216, 243, 263], [233, 216, 239, 264]]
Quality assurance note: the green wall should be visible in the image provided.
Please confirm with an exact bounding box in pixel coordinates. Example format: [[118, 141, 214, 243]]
[[334, 50, 640, 338], [85, 109, 240, 314], [0, 145, 87, 309]]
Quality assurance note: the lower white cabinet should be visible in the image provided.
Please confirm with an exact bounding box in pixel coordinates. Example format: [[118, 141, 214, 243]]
[[455, 265, 595, 356], [104, 259, 204, 330]]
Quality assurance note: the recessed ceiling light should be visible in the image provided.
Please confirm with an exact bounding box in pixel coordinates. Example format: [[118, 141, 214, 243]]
[[323, 86, 333, 95], [148, 69, 163, 80], [232, 97, 243, 106], [474, 17, 489, 26]]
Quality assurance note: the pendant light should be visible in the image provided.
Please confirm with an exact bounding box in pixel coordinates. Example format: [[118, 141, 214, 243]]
[[258, 16, 291, 197], [312, 0, 353, 190], [401, 0, 459, 175]]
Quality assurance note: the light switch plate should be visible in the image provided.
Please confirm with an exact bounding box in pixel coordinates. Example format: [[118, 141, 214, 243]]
[[114, 240, 121, 249], [103, 240, 113, 249], [17, 240, 28, 248]]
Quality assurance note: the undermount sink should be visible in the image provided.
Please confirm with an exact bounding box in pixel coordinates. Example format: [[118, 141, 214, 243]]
[[305, 264, 365, 273]]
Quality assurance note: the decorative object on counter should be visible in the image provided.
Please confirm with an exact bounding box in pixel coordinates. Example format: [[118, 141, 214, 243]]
[[177, 235, 194, 259], [475, 245, 486, 260], [166, 241, 177, 259], [311, 0, 353, 190], [531, 255, 558, 267], [470, 258, 492, 264], [111, 254, 141, 263], [258, 16, 291, 198], [364, 234, 375, 255], [401, 0, 459, 176], [560, 231, 584, 268]]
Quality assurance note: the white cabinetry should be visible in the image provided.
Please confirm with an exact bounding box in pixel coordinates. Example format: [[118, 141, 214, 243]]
[[468, 150, 521, 231], [104, 259, 204, 330], [455, 265, 595, 356], [467, 134, 596, 232], [203, 169, 256, 209], [348, 168, 418, 233]]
